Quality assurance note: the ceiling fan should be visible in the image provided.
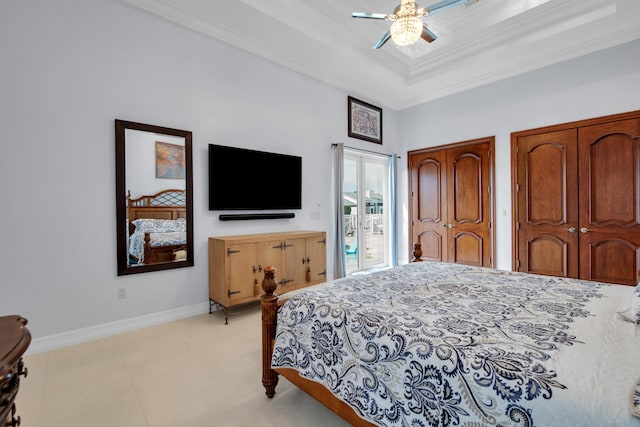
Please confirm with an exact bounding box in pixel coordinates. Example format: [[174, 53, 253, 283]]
[[352, 0, 474, 49]]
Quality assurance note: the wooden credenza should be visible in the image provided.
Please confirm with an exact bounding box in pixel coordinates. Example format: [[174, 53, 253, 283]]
[[209, 230, 326, 312], [0, 316, 31, 427]]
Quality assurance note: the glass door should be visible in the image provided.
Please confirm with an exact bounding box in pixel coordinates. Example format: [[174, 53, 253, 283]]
[[343, 150, 390, 274]]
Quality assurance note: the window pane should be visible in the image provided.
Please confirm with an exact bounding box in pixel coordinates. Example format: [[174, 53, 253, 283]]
[[364, 161, 385, 268]]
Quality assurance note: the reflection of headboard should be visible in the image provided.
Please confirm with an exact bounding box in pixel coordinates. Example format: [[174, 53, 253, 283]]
[[127, 189, 186, 224], [127, 189, 187, 264]]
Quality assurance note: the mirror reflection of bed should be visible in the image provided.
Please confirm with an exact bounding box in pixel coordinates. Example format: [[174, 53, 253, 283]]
[[127, 189, 187, 266]]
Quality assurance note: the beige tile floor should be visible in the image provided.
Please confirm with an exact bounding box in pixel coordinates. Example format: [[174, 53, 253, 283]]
[[16, 304, 350, 427]]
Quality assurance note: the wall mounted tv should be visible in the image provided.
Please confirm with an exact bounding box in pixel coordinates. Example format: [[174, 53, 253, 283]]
[[208, 144, 302, 210]]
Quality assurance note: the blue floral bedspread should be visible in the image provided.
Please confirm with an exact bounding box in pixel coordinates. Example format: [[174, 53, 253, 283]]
[[271, 262, 620, 426]]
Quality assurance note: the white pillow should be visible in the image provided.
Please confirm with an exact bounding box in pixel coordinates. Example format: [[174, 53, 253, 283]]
[[173, 249, 187, 261]]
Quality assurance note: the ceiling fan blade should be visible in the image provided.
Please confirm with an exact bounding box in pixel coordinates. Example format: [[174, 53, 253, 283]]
[[352, 12, 388, 19], [421, 25, 438, 43], [373, 31, 392, 49], [426, 0, 467, 16]]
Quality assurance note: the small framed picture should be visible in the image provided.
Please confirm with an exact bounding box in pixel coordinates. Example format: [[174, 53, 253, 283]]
[[348, 96, 382, 144]]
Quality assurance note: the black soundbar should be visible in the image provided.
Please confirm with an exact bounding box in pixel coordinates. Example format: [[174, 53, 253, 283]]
[[219, 213, 295, 221]]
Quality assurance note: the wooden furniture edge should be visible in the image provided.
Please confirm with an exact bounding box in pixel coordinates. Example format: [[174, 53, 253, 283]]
[[0, 315, 31, 427], [274, 367, 376, 427], [260, 266, 279, 398], [260, 244, 422, 425]]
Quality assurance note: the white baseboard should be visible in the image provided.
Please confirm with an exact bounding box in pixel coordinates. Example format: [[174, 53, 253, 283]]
[[28, 302, 211, 355]]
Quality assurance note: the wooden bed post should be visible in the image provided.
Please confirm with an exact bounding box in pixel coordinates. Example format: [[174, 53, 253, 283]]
[[260, 266, 279, 398], [143, 232, 151, 263], [412, 242, 423, 262]]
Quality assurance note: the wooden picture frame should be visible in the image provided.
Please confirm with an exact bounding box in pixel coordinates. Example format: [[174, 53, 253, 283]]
[[348, 96, 382, 144]]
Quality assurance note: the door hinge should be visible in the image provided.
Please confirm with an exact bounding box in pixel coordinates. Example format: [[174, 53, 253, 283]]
[[488, 185, 491, 193], [319, 270, 326, 276], [228, 289, 241, 297], [516, 259, 521, 269], [318, 238, 326, 244], [516, 222, 520, 230], [515, 183, 519, 192], [227, 248, 240, 256]]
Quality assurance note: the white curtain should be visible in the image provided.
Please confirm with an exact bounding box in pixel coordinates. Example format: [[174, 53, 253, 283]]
[[389, 154, 398, 267], [333, 143, 346, 279]]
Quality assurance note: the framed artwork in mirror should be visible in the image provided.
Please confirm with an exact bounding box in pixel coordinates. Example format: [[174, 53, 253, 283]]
[[155, 141, 185, 179], [348, 96, 382, 144], [115, 119, 194, 275]]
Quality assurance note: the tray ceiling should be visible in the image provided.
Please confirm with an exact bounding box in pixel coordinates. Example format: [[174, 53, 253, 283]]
[[121, 0, 640, 110]]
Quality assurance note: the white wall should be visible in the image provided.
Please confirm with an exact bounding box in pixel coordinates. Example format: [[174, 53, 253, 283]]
[[0, 0, 399, 343], [396, 39, 640, 269]]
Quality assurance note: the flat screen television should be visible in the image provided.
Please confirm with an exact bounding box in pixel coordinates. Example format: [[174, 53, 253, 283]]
[[209, 144, 302, 210]]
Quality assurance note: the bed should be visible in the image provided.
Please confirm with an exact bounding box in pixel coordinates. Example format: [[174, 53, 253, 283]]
[[127, 189, 187, 265], [260, 258, 640, 426]]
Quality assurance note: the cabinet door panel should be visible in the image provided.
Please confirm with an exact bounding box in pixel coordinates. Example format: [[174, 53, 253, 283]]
[[516, 129, 579, 277], [284, 238, 307, 288], [526, 235, 569, 277], [306, 235, 327, 283], [228, 243, 257, 301], [451, 231, 483, 266], [578, 118, 640, 285], [257, 241, 284, 282], [417, 230, 444, 261], [587, 238, 639, 284]]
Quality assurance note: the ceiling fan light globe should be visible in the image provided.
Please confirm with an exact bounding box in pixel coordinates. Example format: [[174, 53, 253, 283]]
[[390, 16, 422, 46]]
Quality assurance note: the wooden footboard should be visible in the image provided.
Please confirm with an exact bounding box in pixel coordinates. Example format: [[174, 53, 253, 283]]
[[260, 244, 423, 394], [142, 232, 186, 264], [260, 242, 424, 425], [260, 265, 375, 426]]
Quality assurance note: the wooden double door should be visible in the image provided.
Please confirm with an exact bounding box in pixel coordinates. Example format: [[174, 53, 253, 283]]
[[409, 137, 495, 267], [513, 111, 640, 285]]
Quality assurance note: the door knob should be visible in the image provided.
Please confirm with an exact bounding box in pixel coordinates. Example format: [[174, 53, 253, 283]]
[[563, 227, 576, 233], [580, 227, 594, 233], [441, 223, 447, 227], [448, 224, 454, 228]]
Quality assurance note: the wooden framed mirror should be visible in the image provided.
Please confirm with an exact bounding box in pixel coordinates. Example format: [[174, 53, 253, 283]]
[[115, 120, 194, 275]]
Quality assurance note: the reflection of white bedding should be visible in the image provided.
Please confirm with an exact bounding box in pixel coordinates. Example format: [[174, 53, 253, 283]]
[[272, 262, 640, 426], [128, 231, 186, 263]]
